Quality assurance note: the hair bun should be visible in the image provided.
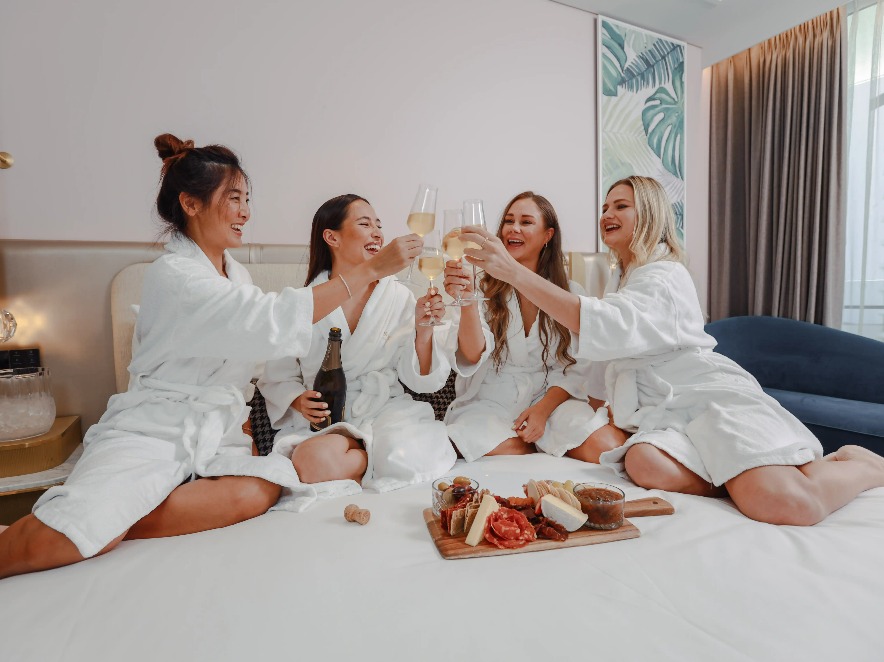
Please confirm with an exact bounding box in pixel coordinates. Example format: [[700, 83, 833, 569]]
[[155, 133, 195, 161]]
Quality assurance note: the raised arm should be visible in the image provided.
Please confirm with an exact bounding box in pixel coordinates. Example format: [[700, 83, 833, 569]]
[[313, 234, 422, 323], [460, 228, 581, 333], [442, 259, 485, 364]]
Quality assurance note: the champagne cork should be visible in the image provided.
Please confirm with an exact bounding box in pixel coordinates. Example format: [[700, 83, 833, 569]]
[[344, 504, 370, 525]]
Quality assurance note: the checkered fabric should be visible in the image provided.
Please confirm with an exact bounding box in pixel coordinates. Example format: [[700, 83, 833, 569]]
[[247, 370, 458, 456]]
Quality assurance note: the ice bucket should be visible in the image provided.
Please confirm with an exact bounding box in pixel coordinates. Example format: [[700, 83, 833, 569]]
[[0, 368, 57, 442]]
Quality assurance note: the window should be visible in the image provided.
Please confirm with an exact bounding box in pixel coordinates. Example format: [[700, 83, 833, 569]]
[[843, 0, 884, 341]]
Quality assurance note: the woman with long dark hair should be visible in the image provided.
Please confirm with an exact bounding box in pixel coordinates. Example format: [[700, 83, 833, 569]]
[[0, 136, 418, 579], [442, 192, 626, 461], [258, 194, 455, 511]]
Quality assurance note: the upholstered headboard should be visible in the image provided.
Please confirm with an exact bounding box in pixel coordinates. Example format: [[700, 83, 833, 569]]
[[110, 251, 611, 394]]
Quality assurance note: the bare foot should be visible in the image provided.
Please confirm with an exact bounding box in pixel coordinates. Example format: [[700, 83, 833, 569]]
[[827, 445, 884, 485], [828, 445, 884, 464]]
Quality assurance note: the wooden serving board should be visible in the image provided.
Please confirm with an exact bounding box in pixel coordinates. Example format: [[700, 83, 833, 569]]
[[423, 497, 673, 560]]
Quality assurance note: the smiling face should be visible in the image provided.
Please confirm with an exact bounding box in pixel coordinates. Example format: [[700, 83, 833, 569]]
[[600, 183, 637, 264], [325, 199, 384, 269], [500, 198, 554, 269], [185, 172, 250, 265]]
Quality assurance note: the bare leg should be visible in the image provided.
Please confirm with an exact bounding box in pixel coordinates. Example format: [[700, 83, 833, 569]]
[[486, 437, 537, 456], [566, 424, 629, 463], [624, 443, 726, 498], [726, 445, 884, 526], [0, 515, 126, 580], [292, 434, 368, 484], [126, 475, 281, 540], [0, 525, 8, 534]]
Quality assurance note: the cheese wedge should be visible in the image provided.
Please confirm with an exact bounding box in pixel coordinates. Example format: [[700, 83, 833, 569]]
[[540, 494, 588, 532], [465, 494, 500, 547]]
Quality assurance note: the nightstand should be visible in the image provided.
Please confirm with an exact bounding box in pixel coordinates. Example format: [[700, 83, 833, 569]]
[[0, 416, 82, 525]]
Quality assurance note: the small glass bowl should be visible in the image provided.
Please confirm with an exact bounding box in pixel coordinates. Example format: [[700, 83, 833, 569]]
[[574, 482, 625, 530], [431, 476, 479, 516], [0, 368, 56, 442]]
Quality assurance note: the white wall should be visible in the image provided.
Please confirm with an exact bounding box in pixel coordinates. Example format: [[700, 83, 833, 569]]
[[0, 0, 708, 300]]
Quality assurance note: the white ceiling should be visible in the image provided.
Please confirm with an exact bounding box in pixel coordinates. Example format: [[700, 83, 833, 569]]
[[552, 0, 844, 66]]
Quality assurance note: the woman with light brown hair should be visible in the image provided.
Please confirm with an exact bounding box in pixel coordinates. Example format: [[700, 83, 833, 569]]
[[458, 175, 884, 525], [442, 192, 627, 462]]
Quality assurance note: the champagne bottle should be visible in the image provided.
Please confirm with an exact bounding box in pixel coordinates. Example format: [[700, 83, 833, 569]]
[[310, 327, 347, 432]]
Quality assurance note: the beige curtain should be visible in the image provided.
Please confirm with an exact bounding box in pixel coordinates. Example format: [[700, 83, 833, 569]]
[[709, 9, 846, 325]]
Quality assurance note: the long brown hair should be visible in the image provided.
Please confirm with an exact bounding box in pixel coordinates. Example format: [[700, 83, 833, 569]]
[[480, 192, 575, 373], [305, 194, 369, 286]]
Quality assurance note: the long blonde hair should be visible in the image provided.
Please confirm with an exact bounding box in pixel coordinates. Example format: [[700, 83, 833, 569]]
[[480, 192, 576, 373], [606, 176, 685, 270]]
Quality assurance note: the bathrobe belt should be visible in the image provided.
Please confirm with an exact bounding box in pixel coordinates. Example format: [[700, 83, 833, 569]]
[[349, 368, 404, 420], [135, 376, 247, 478], [605, 348, 699, 433]]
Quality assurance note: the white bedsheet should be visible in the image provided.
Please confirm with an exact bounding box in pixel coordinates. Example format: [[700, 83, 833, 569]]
[[1, 454, 883, 661]]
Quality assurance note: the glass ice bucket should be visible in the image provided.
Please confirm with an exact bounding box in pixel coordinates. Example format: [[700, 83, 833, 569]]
[[0, 368, 57, 442]]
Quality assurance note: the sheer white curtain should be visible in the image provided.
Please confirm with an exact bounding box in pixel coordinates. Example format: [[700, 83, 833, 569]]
[[844, 0, 884, 341]]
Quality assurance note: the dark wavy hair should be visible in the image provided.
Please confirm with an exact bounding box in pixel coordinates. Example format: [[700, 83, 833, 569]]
[[154, 133, 249, 237], [480, 192, 575, 373], [305, 194, 370, 286]]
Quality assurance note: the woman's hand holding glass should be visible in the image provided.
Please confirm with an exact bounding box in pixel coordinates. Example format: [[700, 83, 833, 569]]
[[370, 234, 423, 280], [417, 229, 445, 327], [442, 209, 470, 307], [460, 225, 520, 284], [443, 259, 473, 302], [415, 287, 444, 330]]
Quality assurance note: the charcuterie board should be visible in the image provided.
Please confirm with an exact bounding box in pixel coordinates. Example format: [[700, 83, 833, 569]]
[[423, 497, 673, 560]]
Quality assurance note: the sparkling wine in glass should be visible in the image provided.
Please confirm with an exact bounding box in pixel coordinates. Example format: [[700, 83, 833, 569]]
[[403, 183, 438, 282], [418, 230, 445, 327], [461, 199, 488, 302], [442, 209, 469, 307]]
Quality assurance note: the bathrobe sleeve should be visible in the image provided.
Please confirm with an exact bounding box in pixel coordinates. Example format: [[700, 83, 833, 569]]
[[547, 281, 590, 400], [141, 254, 314, 363], [257, 356, 309, 430], [575, 261, 713, 361], [395, 287, 452, 394], [441, 300, 495, 378]]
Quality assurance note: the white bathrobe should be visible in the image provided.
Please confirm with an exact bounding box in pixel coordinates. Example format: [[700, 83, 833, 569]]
[[581, 252, 823, 486], [445, 282, 608, 462], [259, 272, 456, 511], [33, 235, 312, 558]]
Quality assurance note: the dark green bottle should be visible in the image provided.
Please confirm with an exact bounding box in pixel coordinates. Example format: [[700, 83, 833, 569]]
[[310, 327, 346, 432]]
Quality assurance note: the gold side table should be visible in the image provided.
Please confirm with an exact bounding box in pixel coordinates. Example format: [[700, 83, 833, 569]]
[[0, 416, 82, 524]]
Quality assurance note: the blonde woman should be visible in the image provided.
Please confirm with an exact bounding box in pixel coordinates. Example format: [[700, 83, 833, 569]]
[[459, 176, 884, 525]]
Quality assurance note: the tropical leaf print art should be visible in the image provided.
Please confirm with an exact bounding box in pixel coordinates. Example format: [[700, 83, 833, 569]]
[[598, 17, 686, 244]]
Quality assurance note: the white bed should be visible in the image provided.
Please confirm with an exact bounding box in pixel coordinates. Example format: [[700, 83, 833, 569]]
[[3, 253, 883, 660], [2, 453, 883, 661]]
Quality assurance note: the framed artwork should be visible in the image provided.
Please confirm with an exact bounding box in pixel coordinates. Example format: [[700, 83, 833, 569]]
[[597, 16, 686, 246]]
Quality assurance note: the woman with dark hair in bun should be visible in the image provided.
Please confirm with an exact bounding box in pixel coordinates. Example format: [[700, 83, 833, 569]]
[[0, 134, 421, 578]]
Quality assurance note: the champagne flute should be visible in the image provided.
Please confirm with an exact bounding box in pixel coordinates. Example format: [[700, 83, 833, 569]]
[[403, 183, 438, 283], [417, 230, 445, 327], [461, 199, 488, 302], [442, 209, 469, 307]]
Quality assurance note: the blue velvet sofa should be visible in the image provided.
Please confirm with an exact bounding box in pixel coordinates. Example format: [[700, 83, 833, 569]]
[[705, 316, 884, 456]]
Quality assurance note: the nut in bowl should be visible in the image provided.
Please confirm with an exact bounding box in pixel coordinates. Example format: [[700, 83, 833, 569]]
[[432, 476, 479, 516], [573, 482, 625, 530]]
